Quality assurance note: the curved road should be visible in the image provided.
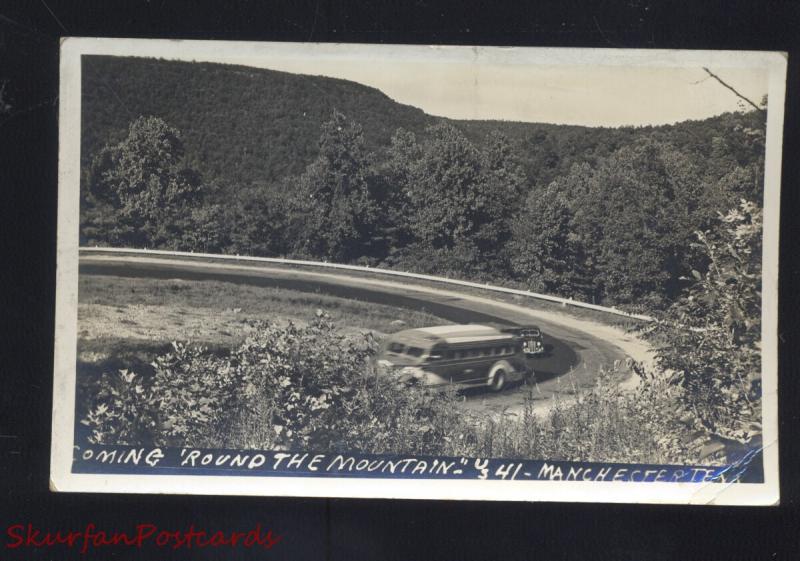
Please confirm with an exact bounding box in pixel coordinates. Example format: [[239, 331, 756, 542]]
[[80, 254, 645, 416]]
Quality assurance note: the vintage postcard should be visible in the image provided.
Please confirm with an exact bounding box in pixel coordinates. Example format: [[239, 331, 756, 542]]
[[52, 38, 786, 504]]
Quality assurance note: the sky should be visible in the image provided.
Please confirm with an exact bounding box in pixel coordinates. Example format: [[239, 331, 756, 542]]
[[187, 53, 769, 128]]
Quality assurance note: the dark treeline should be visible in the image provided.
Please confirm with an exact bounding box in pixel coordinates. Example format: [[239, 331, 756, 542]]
[[81, 110, 765, 312], [80, 56, 766, 312]]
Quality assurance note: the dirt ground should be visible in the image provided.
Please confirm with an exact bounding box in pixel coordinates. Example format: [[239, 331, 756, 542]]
[[76, 275, 449, 363]]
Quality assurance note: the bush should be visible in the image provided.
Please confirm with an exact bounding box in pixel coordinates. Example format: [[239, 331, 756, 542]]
[[81, 313, 472, 453], [438, 368, 696, 464], [82, 342, 247, 446], [647, 201, 762, 443], [82, 315, 697, 464]]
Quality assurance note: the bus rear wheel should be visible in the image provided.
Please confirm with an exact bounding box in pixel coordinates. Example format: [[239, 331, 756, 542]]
[[489, 369, 506, 392]]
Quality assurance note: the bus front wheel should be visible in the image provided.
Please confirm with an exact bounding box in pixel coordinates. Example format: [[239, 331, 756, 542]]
[[489, 369, 506, 392]]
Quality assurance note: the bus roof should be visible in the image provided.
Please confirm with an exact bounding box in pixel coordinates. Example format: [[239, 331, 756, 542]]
[[390, 324, 514, 346], [481, 322, 540, 332], [499, 325, 541, 334]]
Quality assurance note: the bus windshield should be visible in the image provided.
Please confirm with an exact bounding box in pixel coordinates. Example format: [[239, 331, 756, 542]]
[[386, 341, 427, 358]]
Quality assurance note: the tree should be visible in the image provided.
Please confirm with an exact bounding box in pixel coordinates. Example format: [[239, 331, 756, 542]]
[[567, 140, 709, 307], [293, 110, 378, 262], [650, 200, 762, 442], [369, 128, 420, 263], [477, 131, 527, 267], [176, 204, 229, 254], [0, 80, 12, 117], [224, 182, 294, 257], [400, 124, 525, 277], [406, 123, 484, 250], [509, 185, 584, 297], [84, 116, 202, 247]]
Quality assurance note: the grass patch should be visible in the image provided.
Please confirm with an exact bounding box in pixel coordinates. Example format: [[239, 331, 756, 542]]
[[81, 251, 647, 330], [77, 273, 451, 367], [80, 274, 450, 336]]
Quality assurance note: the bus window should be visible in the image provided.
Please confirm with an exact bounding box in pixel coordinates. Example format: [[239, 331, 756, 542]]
[[388, 342, 404, 353], [406, 347, 424, 357]]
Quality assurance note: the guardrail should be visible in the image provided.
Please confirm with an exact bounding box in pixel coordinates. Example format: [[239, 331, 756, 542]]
[[79, 246, 655, 322]]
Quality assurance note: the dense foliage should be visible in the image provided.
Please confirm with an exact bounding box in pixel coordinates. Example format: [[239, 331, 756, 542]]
[[648, 201, 763, 442], [81, 56, 766, 307], [81, 315, 696, 463]]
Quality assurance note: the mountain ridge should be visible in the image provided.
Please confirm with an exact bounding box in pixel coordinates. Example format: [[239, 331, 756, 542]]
[[80, 55, 764, 192]]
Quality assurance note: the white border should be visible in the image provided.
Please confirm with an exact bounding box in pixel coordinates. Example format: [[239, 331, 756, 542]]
[[52, 38, 786, 505]]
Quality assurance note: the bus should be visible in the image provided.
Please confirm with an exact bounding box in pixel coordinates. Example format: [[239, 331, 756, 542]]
[[376, 324, 531, 391]]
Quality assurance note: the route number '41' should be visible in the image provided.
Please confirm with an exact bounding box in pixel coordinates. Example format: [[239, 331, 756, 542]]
[[475, 459, 524, 480]]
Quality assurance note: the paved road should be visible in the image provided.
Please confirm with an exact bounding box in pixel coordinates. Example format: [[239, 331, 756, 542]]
[[80, 254, 637, 416]]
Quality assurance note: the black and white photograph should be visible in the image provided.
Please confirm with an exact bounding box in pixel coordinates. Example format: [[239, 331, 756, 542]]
[[51, 39, 785, 504]]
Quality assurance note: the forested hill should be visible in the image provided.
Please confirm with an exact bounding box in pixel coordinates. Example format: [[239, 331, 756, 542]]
[[81, 55, 434, 186], [81, 55, 764, 191]]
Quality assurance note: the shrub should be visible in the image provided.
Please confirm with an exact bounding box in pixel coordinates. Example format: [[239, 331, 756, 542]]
[[436, 368, 697, 464], [647, 201, 762, 443], [81, 314, 697, 464], [221, 312, 381, 450], [82, 342, 246, 446]]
